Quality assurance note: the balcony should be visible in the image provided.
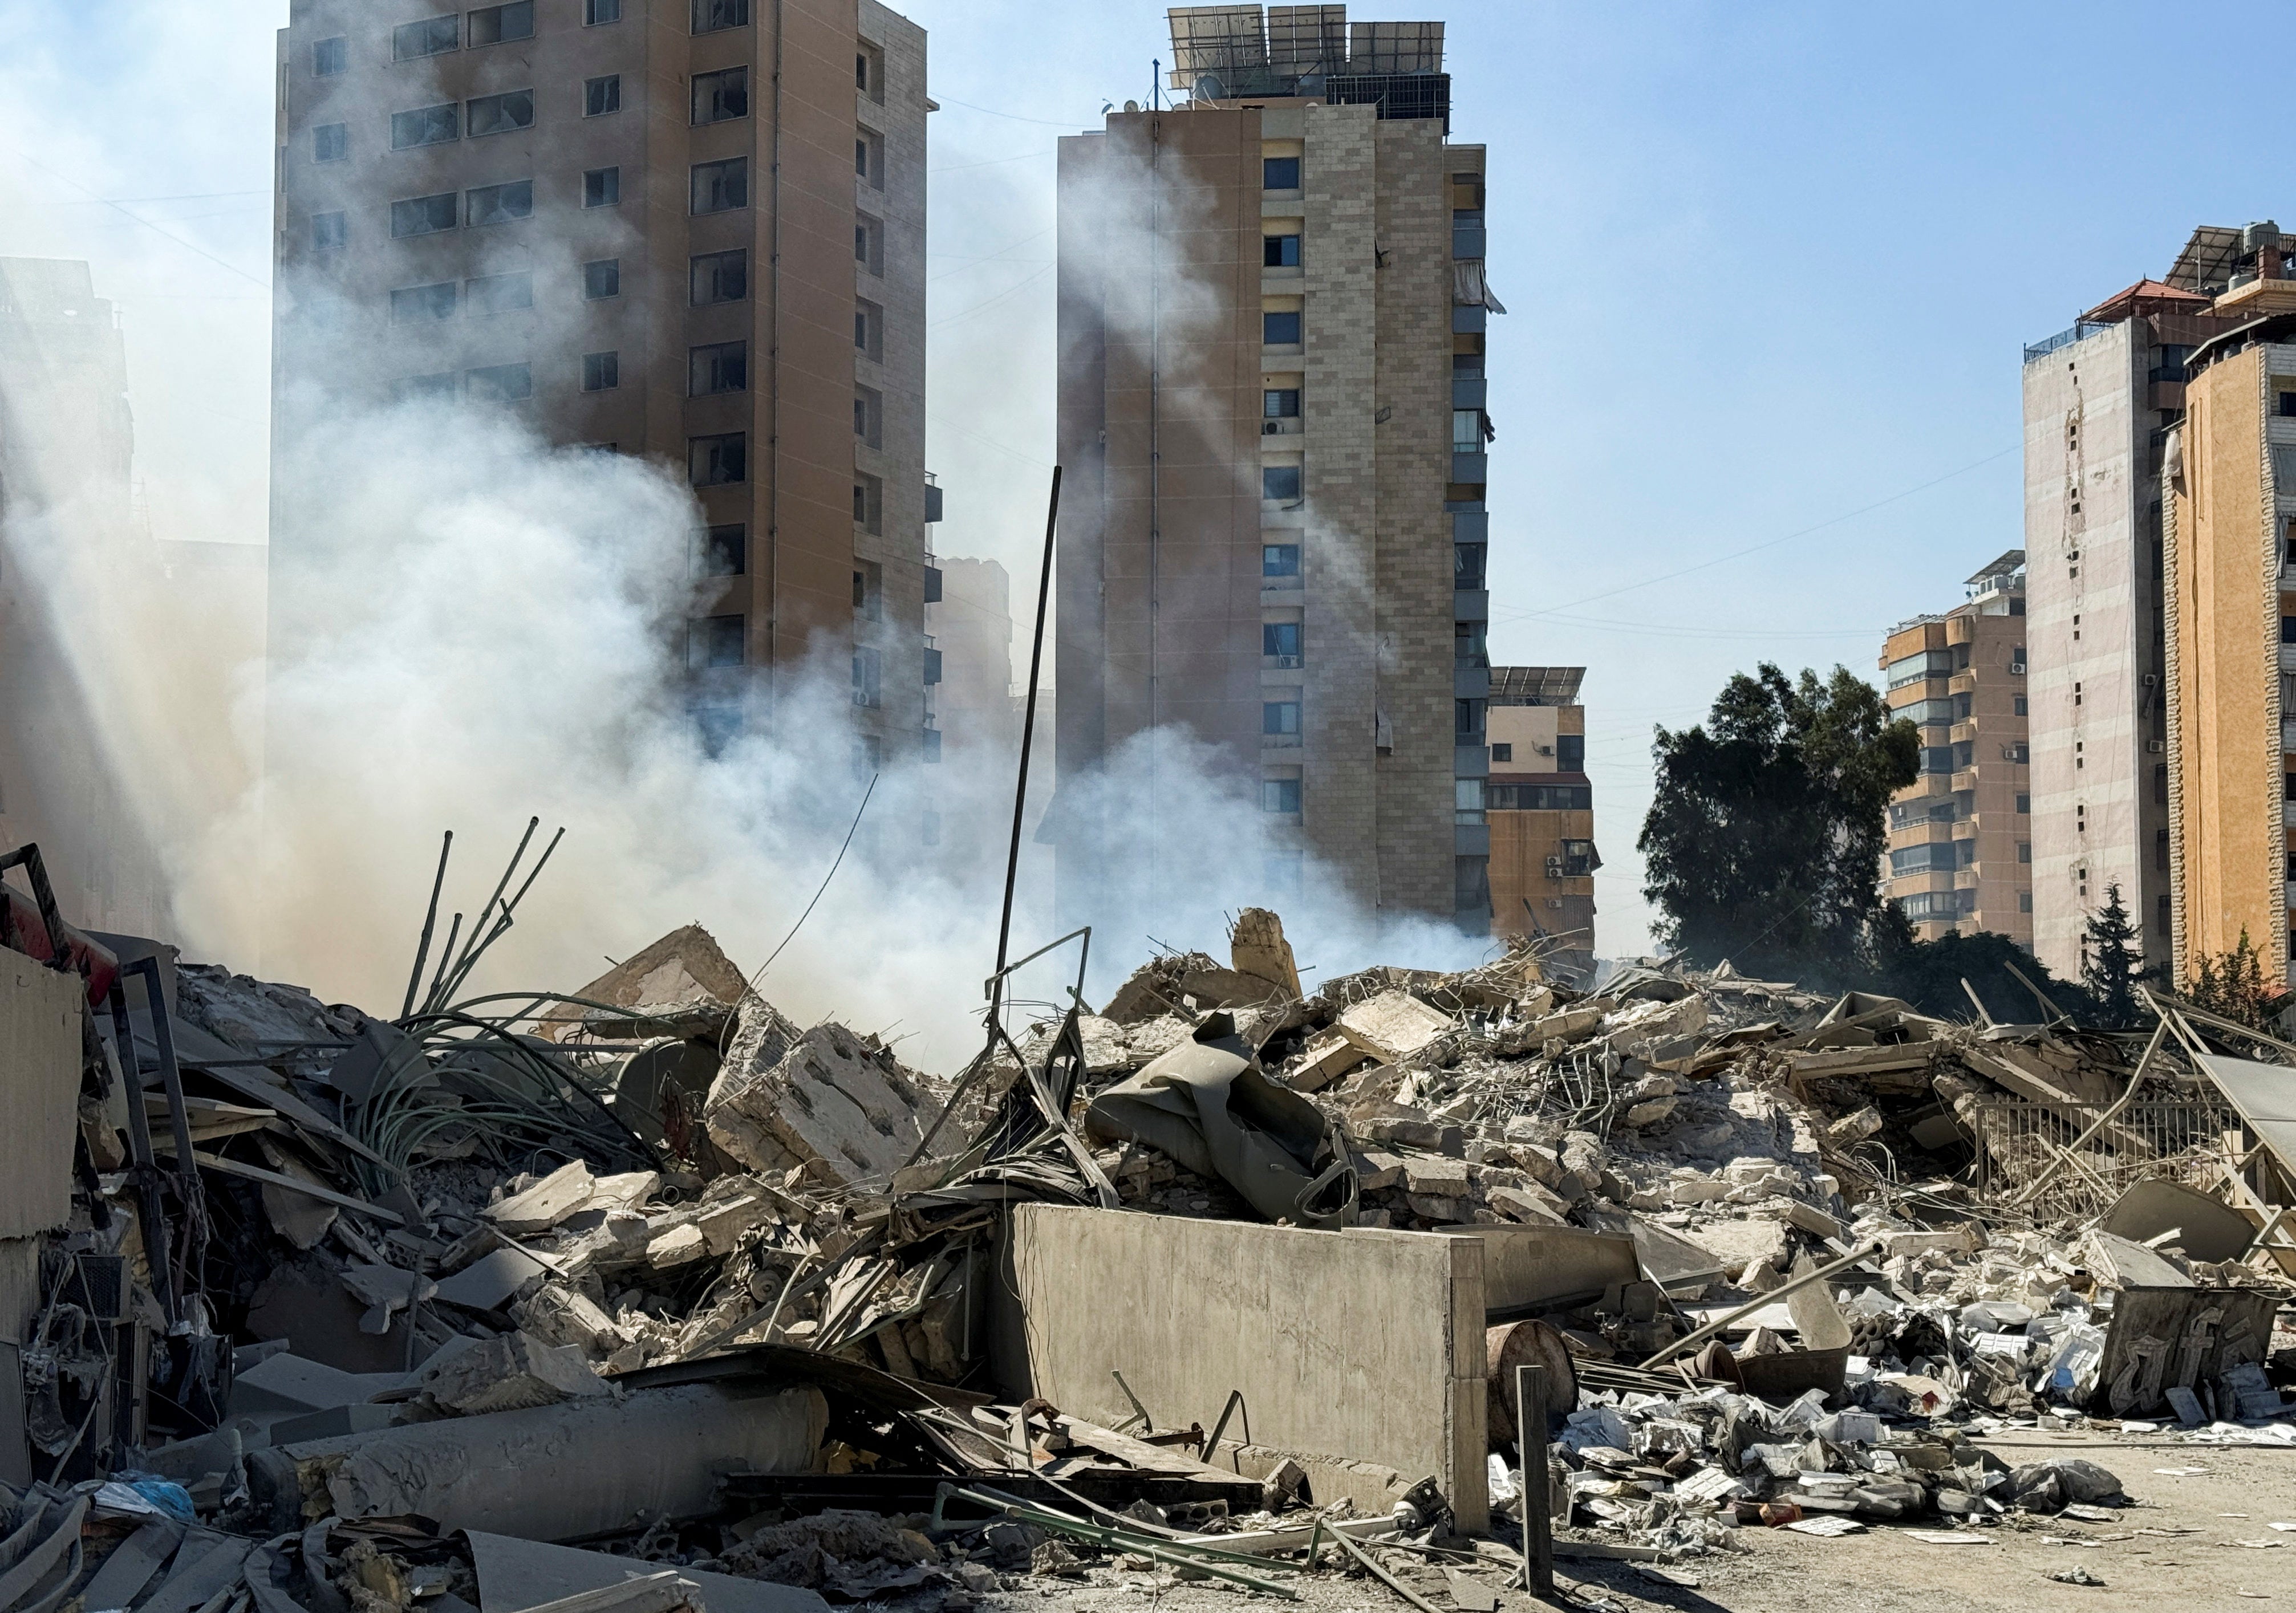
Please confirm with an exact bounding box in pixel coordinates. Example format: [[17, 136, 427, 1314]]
[[924, 473, 943, 523], [1451, 451, 1488, 484], [1951, 769, 1979, 793], [1454, 663, 1490, 699], [1452, 377, 1487, 409], [1260, 417, 1304, 439], [1452, 306, 1486, 334], [1454, 587, 1490, 622], [1455, 822, 1491, 856], [1455, 745, 1490, 778], [2023, 320, 2111, 364]]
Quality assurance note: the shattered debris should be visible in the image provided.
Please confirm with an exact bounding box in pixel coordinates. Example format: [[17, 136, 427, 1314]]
[[7, 827, 2296, 1611]]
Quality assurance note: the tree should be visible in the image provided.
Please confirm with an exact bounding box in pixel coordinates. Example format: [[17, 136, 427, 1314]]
[[1865, 916, 2088, 1023], [1640, 663, 1918, 981], [2189, 930, 2284, 1030], [2079, 883, 2146, 1027]]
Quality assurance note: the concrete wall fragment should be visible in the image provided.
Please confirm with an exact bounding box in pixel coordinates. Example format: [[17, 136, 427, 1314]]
[[993, 1205, 1487, 1530]]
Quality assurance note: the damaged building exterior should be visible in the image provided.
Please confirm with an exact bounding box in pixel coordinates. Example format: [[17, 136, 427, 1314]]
[[1879, 553, 2034, 947], [1052, 5, 1499, 935], [1483, 666, 1596, 973], [267, 0, 943, 766], [2021, 259, 2240, 977]]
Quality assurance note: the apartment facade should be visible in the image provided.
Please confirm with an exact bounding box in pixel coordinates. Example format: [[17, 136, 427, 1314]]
[[1879, 555, 2033, 946], [2163, 231, 2296, 983], [1053, 5, 1496, 933], [1484, 667, 1594, 974], [269, 0, 938, 763], [2021, 266, 2245, 977]]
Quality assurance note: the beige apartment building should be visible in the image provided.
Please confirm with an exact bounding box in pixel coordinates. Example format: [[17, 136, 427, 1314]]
[[270, 0, 939, 764], [1483, 667, 1595, 976], [1879, 553, 2033, 946], [2163, 226, 2296, 983], [2022, 265, 2243, 977], [1054, 5, 1497, 933]]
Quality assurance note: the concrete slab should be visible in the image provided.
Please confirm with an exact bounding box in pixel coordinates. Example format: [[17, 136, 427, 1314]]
[[995, 1205, 1487, 1530], [0, 959, 84, 1239], [469, 1530, 829, 1613]]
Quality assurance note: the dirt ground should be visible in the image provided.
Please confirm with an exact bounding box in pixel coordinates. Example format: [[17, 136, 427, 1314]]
[[949, 1436, 2296, 1613]]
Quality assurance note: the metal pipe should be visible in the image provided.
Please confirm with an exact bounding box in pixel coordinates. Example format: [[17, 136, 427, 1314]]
[[402, 830, 452, 1019], [1516, 1363, 1552, 1596], [992, 467, 1063, 1021], [2005, 1015, 2169, 1209], [1637, 1241, 1879, 1370]]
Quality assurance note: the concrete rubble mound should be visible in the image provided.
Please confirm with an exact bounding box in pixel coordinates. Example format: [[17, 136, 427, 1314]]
[[6, 834, 2296, 1610]]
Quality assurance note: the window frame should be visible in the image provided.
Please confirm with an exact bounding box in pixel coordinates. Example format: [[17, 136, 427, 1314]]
[[464, 361, 533, 403], [582, 166, 621, 208], [390, 103, 461, 151], [689, 339, 749, 397], [389, 281, 457, 323], [388, 193, 457, 237], [690, 249, 749, 306], [582, 258, 622, 300], [582, 351, 620, 392], [1263, 155, 1300, 190], [689, 156, 750, 214], [313, 35, 348, 75], [584, 74, 622, 117], [465, 179, 534, 227], [692, 65, 750, 125], [691, 0, 751, 34], [464, 270, 534, 316], [466, 88, 537, 138], [584, 0, 622, 22], [689, 432, 749, 487], [392, 15, 460, 60], [313, 123, 350, 163], [466, 2, 536, 46]]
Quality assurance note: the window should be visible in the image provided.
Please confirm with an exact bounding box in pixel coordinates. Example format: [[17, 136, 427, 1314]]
[[1264, 700, 1301, 736], [1264, 388, 1300, 418], [585, 0, 622, 22], [2022, 892, 2036, 914], [314, 35, 348, 75], [691, 156, 749, 213], [390, 282, 456, 322], [465, 362, 532, 401], [855, 213, 883, 273], [313, 211, 348, 250], [394, 16, 459, 59], [1884, 649, 1952, 689], [701, 524, 745, 576], [1488, 783, 1593, 811], [2016, 793, 2030, 813], [582, 350, 619, 391], [695, 615, 745, 669], [2153, 762, 2168, 804], [851, 645, 882, 706], [854, 562, 883, 620], [391, 103, 460, 149], [1453, 409, 1484, 450], [1556, 734, 1584, 770], [1263, 309, 1302, 346], [2014, 694, 2028, 716], [314, 123, 348, 162], [1454, 779, 1485, 823], [1263, 233, 1301, 267], [2011, 645, 2027, 672], [583, 166, 620, 208], [1455, 621, 1487, 666], [1261, 779, 1301, 814], [390, 193, 457, 237], [2016, 841, 2033, 864], [692, 0, 749, 32], [857, 43, 883, 99], [2281, 392, 2296, 419], [2281, 615, 2296, 645], [691, 249, 748, 304], [691, 340, 748, 396], [1262, 464, 1302, 502], [854, 298, 883, 360], [855, 129, 882, 186], [693, 65, 749, 124], [466, 180, 533, 225], [468, 90, 535, 136], [1263, 155, 1300, 189], [584, 75, 622, 117], [468, 2, 534, 44], [853, 383, 881, 445], [1559, 840, 1599, 876], [1455, 542, 1486, 589], [465, 270, 532, 315], [853, 472, 882, 533], [1455, 698, 1485, 737], [2012, 742, 2030, 763], [1488, 742, 1512, 763], [690, 433, 747, 486], [393, 372, 457, 402], [1263, 543, 1301, 579], [583, 258, 620, 299], [1920, 745, 1953, 774], [1263, 621, 1301, 664]]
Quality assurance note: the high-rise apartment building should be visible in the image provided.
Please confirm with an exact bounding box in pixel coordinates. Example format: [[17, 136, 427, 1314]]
[[2021, 262, 2241, 977], [2163, 226, 2296, 983], [0, 258, 169, 933], [270, 0, 938, 761], [1053, 5, 1496, 934], [1483, 667, 1595, 976], [1878, 554, 2033, 946]]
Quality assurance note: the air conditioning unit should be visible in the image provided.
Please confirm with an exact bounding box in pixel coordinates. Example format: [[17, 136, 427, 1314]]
[[1262, 421, 1280, 435], [2148, 739, 2166, 753], [2009, 661, 2027, 675], [1543, 856, 1563, 879]]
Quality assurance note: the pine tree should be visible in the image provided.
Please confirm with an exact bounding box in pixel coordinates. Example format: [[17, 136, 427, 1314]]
[[2079, 883, 2145, 1027], [2188, 928, 2281, 1029]]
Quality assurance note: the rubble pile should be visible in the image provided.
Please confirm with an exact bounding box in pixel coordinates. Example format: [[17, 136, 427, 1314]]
[[8, 822, 2296, 1610]]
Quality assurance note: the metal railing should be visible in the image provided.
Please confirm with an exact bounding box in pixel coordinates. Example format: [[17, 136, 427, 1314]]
[[1972, 1096, 2240, 1220], [2023, 321, 2112, 364]]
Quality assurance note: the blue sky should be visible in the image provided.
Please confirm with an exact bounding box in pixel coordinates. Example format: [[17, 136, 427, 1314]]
[[2, 0, 2287, 957]]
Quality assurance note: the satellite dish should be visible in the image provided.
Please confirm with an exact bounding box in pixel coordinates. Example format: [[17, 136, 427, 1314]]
[[1194, 72, 1225, 101], [1122, 99, 1139, 112]]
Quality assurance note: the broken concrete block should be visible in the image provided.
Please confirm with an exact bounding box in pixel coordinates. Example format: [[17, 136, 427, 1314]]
[[488, 1161, 597, 1236], [1402, 1157, 1471, 1198], [1229, 909, 1303, 998], [1405, 1193, 1462, 1221], [587, 1172, 662, 1215], [538, 924, 752, 1042], [1289, 1030, 1370, 1093], [513, 1286, 630, 1360], [1507, 1141, 1567, 1191], [704, 1019, 931, 1190], [1777, 1200, 1848, 1241], [417, 1332, 610, 1416], [695, 1192, 771, 1255], [1486, 1186, 1568, 1226], [1334, 991, 1454, 1064], [647, 1224, 707, 1268], [1352, 1151, 1403, 1191], [433, 1246, 550, 1313], [1877, 1227, 1980, 1259], [1823, 1106, 1883, 1149]]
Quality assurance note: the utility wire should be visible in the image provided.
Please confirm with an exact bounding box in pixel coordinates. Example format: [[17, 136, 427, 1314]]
[[748, 773, 879, 986], [4, 146, 270, 289]]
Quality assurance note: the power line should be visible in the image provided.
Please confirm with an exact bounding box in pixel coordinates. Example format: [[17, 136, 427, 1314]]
[[5, 147, 269, 289], [932, 95, 1091, 128], [1490, 444, 2018, 625]]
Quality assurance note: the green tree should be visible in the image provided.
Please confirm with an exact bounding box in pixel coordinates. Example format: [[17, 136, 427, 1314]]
[[2079, 883, 2146, 1027], [2189, 929, 2283, 1030], [1640, 663, 1918, 980]]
